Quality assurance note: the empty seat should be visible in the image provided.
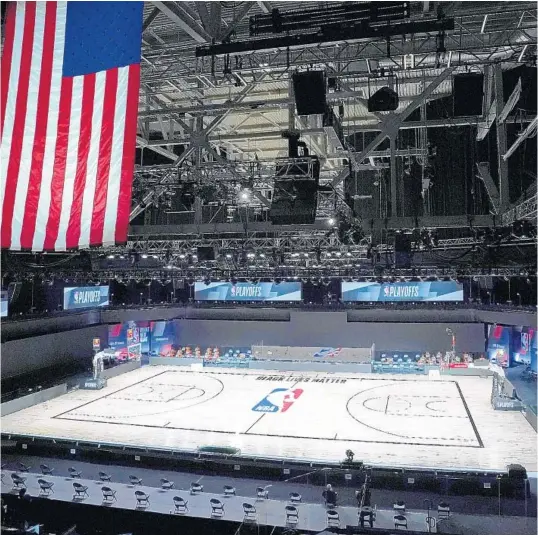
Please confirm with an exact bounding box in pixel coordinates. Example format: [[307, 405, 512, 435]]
[[98, 471, 111, 482], [10, 474, 26, 490], [101, 486, 117, 503], [393, 500, 406, 513], [358, 506, 376, 528], [243, 502, 257, 522], [289, 492, 302, 504], [129, 475, 143, 486], [256, 486, 269, 500], [285, 505, 299, 525], [40, 464, 54, 475], [327, 509, 340, 527], [16, 463, 30, 473], [73, 482, 89, 500], [135, 490, 150, 508], [210, 498, 224, 517], [37, 479, 54, 496], [190, 482, 203, 495], [438, 502, 450, 520], [68, 467, 82, 478], [394, 514, 407, 529], [173, 496, 188, 514], [223, 485, 236, 496], [160, 478, 174, 490]]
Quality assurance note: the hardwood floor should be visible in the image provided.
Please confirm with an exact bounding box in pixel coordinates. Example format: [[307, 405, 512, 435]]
[[2, 366, 536, 472]]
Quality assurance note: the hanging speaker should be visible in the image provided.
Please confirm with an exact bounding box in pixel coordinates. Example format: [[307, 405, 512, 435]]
[[453, 74, 483, 116], [368, 87, 399, 112], [293, 71, 326, 115]]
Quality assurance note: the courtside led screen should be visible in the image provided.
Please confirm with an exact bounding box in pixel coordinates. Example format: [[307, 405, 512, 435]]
[[194, 281, 302, 301], [63, 285, 110, 310], [0, 291, 7, 318], [341, 281, 464, 302]]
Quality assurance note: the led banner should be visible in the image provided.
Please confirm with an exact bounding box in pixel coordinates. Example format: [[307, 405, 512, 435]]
[[194, 281, 302, 302], [108, 320, 177, 357], [341, 281, 464, 302], [487, 324, 511, 368], [512, 326, 536, 365], [63, 285, 109, 310], [0, 290, 7, 318]]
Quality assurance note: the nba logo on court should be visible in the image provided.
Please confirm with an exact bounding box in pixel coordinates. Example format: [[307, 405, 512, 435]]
[[252, 388, 304, 413]]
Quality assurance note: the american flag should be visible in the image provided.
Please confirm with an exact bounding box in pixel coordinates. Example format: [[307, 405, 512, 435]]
[[1, 1, 143, 251]]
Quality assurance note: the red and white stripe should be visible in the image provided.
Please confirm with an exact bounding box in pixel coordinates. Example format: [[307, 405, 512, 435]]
[[0, 1, 140, 251]]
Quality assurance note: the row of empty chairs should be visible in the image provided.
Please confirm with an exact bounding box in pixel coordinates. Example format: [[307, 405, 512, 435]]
[[4, 464, 451, 529]]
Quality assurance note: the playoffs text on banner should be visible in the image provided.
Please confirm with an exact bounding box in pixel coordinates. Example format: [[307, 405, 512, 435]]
[[341, 281, 464, 302], [63, 285, 109, 310], [195, 282, 302, 302], [0, 2, 143, 251]]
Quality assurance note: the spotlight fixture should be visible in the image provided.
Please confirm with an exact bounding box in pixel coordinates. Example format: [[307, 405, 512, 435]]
[[328, 218, 335, 225]]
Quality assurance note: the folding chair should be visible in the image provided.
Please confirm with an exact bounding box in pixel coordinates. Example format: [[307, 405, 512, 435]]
[[358, 506, 376, 528], [16, 462, 30, 473], [173, 496, 188, 514], [98, 471, 112, 482], [68, 467, 82, 479], [135, 490, 150, 508], [256, 486, 269, 500], [394, 514, 408, 530], [37, 479, 54, 496], [40, 464, 54, 476], [327, 509, 340, 527], [101, 486, 117, 503], [190, 482, 203, 495], [210, 498, 224, 517], [289, 492, 302, 504], [223, 485, 236, 497], [393, 500, 406, 514], [438, 502, 450, 520], [73, 482, 89, 500], [243, 503, 257, 522], [160, 478, 174, 490], [10, 474, 27, 491], [285, 505, 299, 525], [129, 475, 143, 486]]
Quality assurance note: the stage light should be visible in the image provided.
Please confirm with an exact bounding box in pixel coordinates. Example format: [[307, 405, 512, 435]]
[[107, 254, 114, 259], [247, 252, 255, 258], [152, 255, 159, 259], [141, 254, 148, 259], [346, 252, 352, 257], [119, 255, 125, 259], [328, 218, 335, 225], [179, 254, 186, 259], [225, 253, 232, 259], [259, 253, 266, 258]]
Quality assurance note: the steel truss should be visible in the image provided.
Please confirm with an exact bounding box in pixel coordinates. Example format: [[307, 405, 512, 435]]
[[501, 193, 538, 226], [30, 265, 535, 283]]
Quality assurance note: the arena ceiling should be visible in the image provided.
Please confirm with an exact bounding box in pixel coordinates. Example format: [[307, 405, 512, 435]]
[[4, 1, 538, 278]]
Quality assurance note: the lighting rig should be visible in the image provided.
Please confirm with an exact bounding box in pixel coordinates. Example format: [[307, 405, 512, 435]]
[[196, 2, 453, 57]]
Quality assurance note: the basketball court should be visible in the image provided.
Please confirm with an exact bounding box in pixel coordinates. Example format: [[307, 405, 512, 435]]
[[2, 366, 536, 472]]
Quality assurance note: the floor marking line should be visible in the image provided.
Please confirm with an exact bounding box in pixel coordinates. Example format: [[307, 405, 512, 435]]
[[384, 395, 390, 414], [245, 414, 265, 434]]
